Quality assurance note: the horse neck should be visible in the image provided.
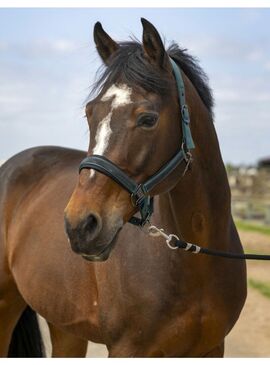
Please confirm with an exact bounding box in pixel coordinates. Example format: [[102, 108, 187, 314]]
[[159, 78, 231, 250]]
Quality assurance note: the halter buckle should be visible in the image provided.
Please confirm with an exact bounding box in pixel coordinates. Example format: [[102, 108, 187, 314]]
[[181, 104, 190, 123], [129, 196, 154, 227], [182, 150, 193, 177], [131, 184, 147, 207]]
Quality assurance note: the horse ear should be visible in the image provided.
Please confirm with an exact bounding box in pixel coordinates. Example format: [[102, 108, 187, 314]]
[[141, 18, 170, 70], [93, 22, 119, 65]]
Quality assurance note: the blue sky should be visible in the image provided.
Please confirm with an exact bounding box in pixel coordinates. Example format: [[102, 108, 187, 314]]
[[0, 8, 270, 164]]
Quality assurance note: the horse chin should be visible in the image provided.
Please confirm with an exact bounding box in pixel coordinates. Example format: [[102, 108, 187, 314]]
[[82, 252, 110, 262], [81, 247, 111, 262], [81, 229, 120, 262]]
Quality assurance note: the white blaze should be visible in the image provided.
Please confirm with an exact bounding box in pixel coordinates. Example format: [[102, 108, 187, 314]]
[[101, 84, 132, 109], [92, 111, 113, 156], [90, 84, 132, 178]]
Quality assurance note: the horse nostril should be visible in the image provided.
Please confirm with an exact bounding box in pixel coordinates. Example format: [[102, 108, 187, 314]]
[[85, 214, 98, 232], [64, 212, 102, 245], [83, 213, 102, 239]]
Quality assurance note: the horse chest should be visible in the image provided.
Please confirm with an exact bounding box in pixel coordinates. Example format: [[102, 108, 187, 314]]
[[149, 300, 227, 356], [100, 298, 227, 357], [95, 269, 228, 357]]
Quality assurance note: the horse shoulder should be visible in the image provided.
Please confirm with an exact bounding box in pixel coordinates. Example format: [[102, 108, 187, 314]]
[[1, 146, 102, 342]]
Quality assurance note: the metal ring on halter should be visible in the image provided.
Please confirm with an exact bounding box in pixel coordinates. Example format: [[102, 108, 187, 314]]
[[166, 234, 180, 250]]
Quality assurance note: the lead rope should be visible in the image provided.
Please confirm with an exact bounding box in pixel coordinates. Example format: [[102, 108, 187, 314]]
[[147, 224, 270, 261]]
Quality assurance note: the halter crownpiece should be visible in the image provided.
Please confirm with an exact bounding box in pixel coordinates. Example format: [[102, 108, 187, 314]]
[[169, 58, 195, 151], [79, 58, 195, 226]]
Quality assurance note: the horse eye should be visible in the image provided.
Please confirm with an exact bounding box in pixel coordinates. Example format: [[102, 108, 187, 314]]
[[136, 113, 159, 129]]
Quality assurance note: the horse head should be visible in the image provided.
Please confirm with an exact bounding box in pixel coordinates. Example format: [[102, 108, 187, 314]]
[[64, 19, 192, 261]]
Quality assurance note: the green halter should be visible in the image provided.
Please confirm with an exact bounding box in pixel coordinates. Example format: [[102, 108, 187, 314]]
[[79, 58, 195, 226]]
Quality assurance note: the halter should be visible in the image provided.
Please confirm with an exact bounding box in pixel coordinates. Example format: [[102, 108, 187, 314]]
[[79, 58, 195, 226], [78, 58, 270, 261]]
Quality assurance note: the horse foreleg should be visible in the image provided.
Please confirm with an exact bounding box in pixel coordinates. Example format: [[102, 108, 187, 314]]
[[48, 323, 88, 357], [0, 284, 26, 357]]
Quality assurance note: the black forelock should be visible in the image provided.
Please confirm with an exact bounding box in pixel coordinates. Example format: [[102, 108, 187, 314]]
[[90, 40, 214, 117]]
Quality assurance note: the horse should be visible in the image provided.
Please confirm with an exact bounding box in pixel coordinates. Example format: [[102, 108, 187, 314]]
[[0, 18, 247, 357]]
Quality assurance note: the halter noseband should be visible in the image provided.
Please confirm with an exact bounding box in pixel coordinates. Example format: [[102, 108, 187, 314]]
[[79, 58, 195, 226]]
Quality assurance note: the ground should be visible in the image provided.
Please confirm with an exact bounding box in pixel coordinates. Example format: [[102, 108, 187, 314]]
[[39, 229, 270, 357], [225, 230, 270, 357]]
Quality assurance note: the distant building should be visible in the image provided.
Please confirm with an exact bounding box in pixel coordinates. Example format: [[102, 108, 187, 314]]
[[258, 157, 270, 170], [228, 157, 270, 224]]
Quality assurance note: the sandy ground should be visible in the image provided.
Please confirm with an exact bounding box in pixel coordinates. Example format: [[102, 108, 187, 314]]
[[225, 230, 270, 357], [39, 229, 270, 357]]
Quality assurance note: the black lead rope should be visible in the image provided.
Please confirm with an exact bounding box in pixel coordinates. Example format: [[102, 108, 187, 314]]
[[148, 225, 270, 260], [174, 238, 270, 260]]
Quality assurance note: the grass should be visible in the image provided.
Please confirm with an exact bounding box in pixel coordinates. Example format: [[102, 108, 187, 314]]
[[235, 220, 270, 236], [248, 279, 270, 299], [244, 249, 262, 255]]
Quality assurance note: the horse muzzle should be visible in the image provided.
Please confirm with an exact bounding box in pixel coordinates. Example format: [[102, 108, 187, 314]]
[[64, 213, 122, 262]]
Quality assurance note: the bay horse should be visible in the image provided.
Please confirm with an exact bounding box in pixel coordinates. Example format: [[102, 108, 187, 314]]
[[0, 18, 246, 357]]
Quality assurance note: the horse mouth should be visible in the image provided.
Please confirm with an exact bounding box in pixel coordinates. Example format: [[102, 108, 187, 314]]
[[81, 229, 120, 262]]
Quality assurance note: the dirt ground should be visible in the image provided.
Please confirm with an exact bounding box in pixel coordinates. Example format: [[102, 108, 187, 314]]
[[39, 229, 270, 357], [225, 230, 270, 357]]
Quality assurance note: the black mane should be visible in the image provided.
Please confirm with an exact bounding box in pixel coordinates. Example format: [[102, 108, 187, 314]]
[[92, 40, 214, 117]]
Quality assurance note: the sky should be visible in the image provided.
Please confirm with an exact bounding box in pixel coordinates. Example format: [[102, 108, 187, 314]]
[[0, 8, 270, 165]]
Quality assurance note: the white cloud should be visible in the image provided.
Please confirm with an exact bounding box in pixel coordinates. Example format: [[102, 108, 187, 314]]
[[215, 89, 270, 104], [0, 53, 91, 161], [0, 39, 78, 57], [264, 62, 270, 70], [239, 9, 263, 25], [0, 40, 8, 51], [50, 39, 77, 52], [215, 90, 240, 102], [29, 39, 78, 54], [180, 34, 269, 67], [0, 77, 35, 119], [247, 50, 264, 62]]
